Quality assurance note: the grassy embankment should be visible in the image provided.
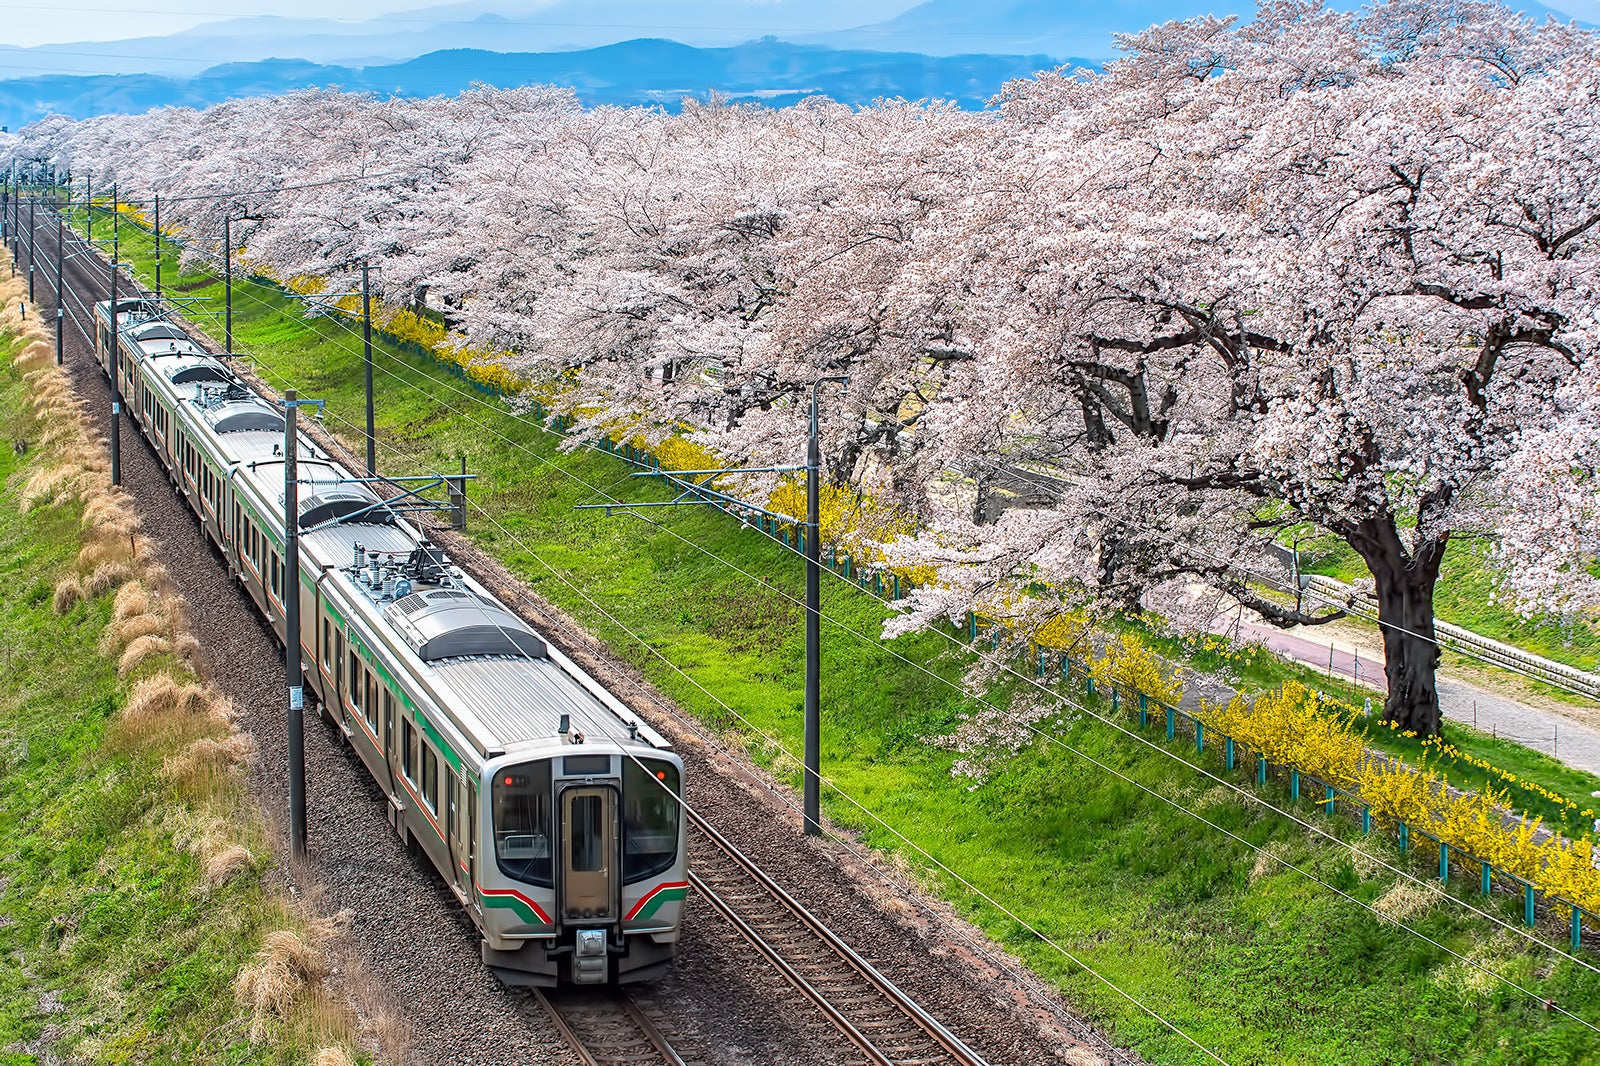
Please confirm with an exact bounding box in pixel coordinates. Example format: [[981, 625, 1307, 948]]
[[0, 266, 374, 1064], [84, 211, 1600, 1064]]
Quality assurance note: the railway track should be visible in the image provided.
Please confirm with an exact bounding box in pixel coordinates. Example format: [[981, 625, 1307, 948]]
[[687, 809, 990, 1066], [536, 989, 690, 1066]]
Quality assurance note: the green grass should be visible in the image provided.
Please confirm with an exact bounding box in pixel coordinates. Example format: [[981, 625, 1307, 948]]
[[84, 210, 1600, 1064], [0, 324, 344, 1063]]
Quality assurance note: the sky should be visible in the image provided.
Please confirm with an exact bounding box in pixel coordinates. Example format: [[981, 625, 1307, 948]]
[[3, 1, 449, 48], [3, 0, 1594, 51]]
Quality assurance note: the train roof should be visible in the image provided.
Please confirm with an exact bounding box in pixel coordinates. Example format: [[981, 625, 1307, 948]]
[[105, 300, 670, 764]]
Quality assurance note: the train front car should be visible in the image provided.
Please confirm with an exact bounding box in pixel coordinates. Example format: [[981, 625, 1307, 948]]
[[481, 739, 686, 986]]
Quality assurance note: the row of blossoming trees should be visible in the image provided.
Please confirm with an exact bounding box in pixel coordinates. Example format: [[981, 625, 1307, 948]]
[[8, 0, 1600, 736]]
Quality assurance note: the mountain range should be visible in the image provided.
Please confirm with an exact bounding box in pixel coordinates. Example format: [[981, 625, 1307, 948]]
[[0, 0, 1587, 131]]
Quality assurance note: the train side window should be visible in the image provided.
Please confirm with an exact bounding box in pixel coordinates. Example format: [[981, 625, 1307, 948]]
[[347, 650, 361, 712], [321, 617, 332, 670], [446, 768, 457, 845], [421, 743, 439, 814], [382, 690, 394, 756], [364, 671, 377, 730], [401, 718, 416, 783]]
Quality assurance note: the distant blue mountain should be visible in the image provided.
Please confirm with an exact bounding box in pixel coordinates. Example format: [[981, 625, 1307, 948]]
[[0, 38, 1073, 131], [808, 0, 1587, 56]]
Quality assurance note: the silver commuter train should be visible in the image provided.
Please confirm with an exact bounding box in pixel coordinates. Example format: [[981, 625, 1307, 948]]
[[93, 297, 687, 986]]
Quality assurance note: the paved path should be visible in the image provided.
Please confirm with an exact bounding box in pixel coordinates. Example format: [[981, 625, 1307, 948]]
[[1226, 618, 1600, 779]]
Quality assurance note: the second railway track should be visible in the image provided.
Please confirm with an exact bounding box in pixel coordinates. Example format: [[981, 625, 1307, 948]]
[[687, 809, 990, 1066]]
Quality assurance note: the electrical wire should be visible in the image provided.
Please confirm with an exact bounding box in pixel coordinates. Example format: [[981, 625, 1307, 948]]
[[41, 204, 1224, 1064], [51, 196, 1600, 1024]]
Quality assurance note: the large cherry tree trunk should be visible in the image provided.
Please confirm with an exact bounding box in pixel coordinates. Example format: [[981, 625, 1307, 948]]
[[1347, 518, 1449, 736]]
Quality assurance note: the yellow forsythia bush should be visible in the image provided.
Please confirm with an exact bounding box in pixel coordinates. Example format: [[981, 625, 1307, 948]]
[[1091, 632, 1184, 708], [1197, 681, 1600, 914]]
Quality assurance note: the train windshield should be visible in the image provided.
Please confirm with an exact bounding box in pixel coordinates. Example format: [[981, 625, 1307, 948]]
[[492, 760, 553, 887], [623, 757, 680, 884]]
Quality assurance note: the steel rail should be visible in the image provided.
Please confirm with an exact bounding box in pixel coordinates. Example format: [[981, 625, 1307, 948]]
[[534, 988, 688, 1066], [686, 807, 990, 1066]]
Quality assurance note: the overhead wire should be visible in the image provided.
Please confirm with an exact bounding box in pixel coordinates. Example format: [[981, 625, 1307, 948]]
[[53, 194, 1600, 1028], [47, 197, 1224, 1066]]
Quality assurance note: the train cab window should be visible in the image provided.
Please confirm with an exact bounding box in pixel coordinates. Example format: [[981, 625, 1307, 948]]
[[492, 761, 552, 887], [421, 745, 439, 813], [623, 758, 681, 883]]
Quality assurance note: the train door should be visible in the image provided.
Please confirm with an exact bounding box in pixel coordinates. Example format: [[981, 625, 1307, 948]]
[[558, 786, 618, 923]]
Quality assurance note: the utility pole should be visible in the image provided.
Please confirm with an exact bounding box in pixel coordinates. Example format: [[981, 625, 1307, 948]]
[[55, 211, 63, 365], [283, 389, 310, 860], [223, 213, 232, 352], [27, 194, 35, 303], [154, 194, 161, 305], [362, 261, 375, 476], [804, 375, 849, 836], [109, 185, 121, 487]]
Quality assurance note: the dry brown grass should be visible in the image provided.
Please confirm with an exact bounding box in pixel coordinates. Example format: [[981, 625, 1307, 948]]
[[162, 733, 257, 793], [234, 930, 331, 1041], [83, 561, 133, 597], [118, 633, 171, 676], [202, 844, 256, 887], [101, 611, 165, 656], [310, 1047, 355, 1066], [112, 581, 151, 622], [14, 341, 54, 371], [52, 576, 84, 614], [1373, 880, 1437, 923]]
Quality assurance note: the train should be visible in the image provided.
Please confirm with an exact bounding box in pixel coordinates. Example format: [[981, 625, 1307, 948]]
[[93, 295, 687, 987]]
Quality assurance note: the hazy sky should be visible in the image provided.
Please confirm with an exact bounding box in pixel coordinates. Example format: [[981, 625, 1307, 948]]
[[4, 0, 1593, 51], [4, 1, 437, 48]]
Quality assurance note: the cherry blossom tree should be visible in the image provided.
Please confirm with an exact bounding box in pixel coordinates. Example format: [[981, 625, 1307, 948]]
[[7, 0, 1596, 736], [881, 0, 1600, 734]]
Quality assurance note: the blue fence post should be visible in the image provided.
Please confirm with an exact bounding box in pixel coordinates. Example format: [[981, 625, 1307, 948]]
[[1482, 862, 1492, 896], [1086, 673, 1096, 698], [1225, 736, 1235, 771], [1325, 785, 1335, 816], [1257, 756, 1267, 786], [1111, 688, 1120, 714], [892, 575, 900, 600], [967, 612, 978, 642], [1139, 693, 1149, 729], [1525, 883, 1536, 928], [1361, 806, 1371, 834], [799, 529, 806, 554], [842, 555, 851, 579], [1165, 706, 1175, 741], [1195, 719, 1204, 754], [1290, 769, 1300, 802], [1398, 822, 1409, 854], [1575, 907, 1584, 953], [1440, 841, 1450, 883]]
